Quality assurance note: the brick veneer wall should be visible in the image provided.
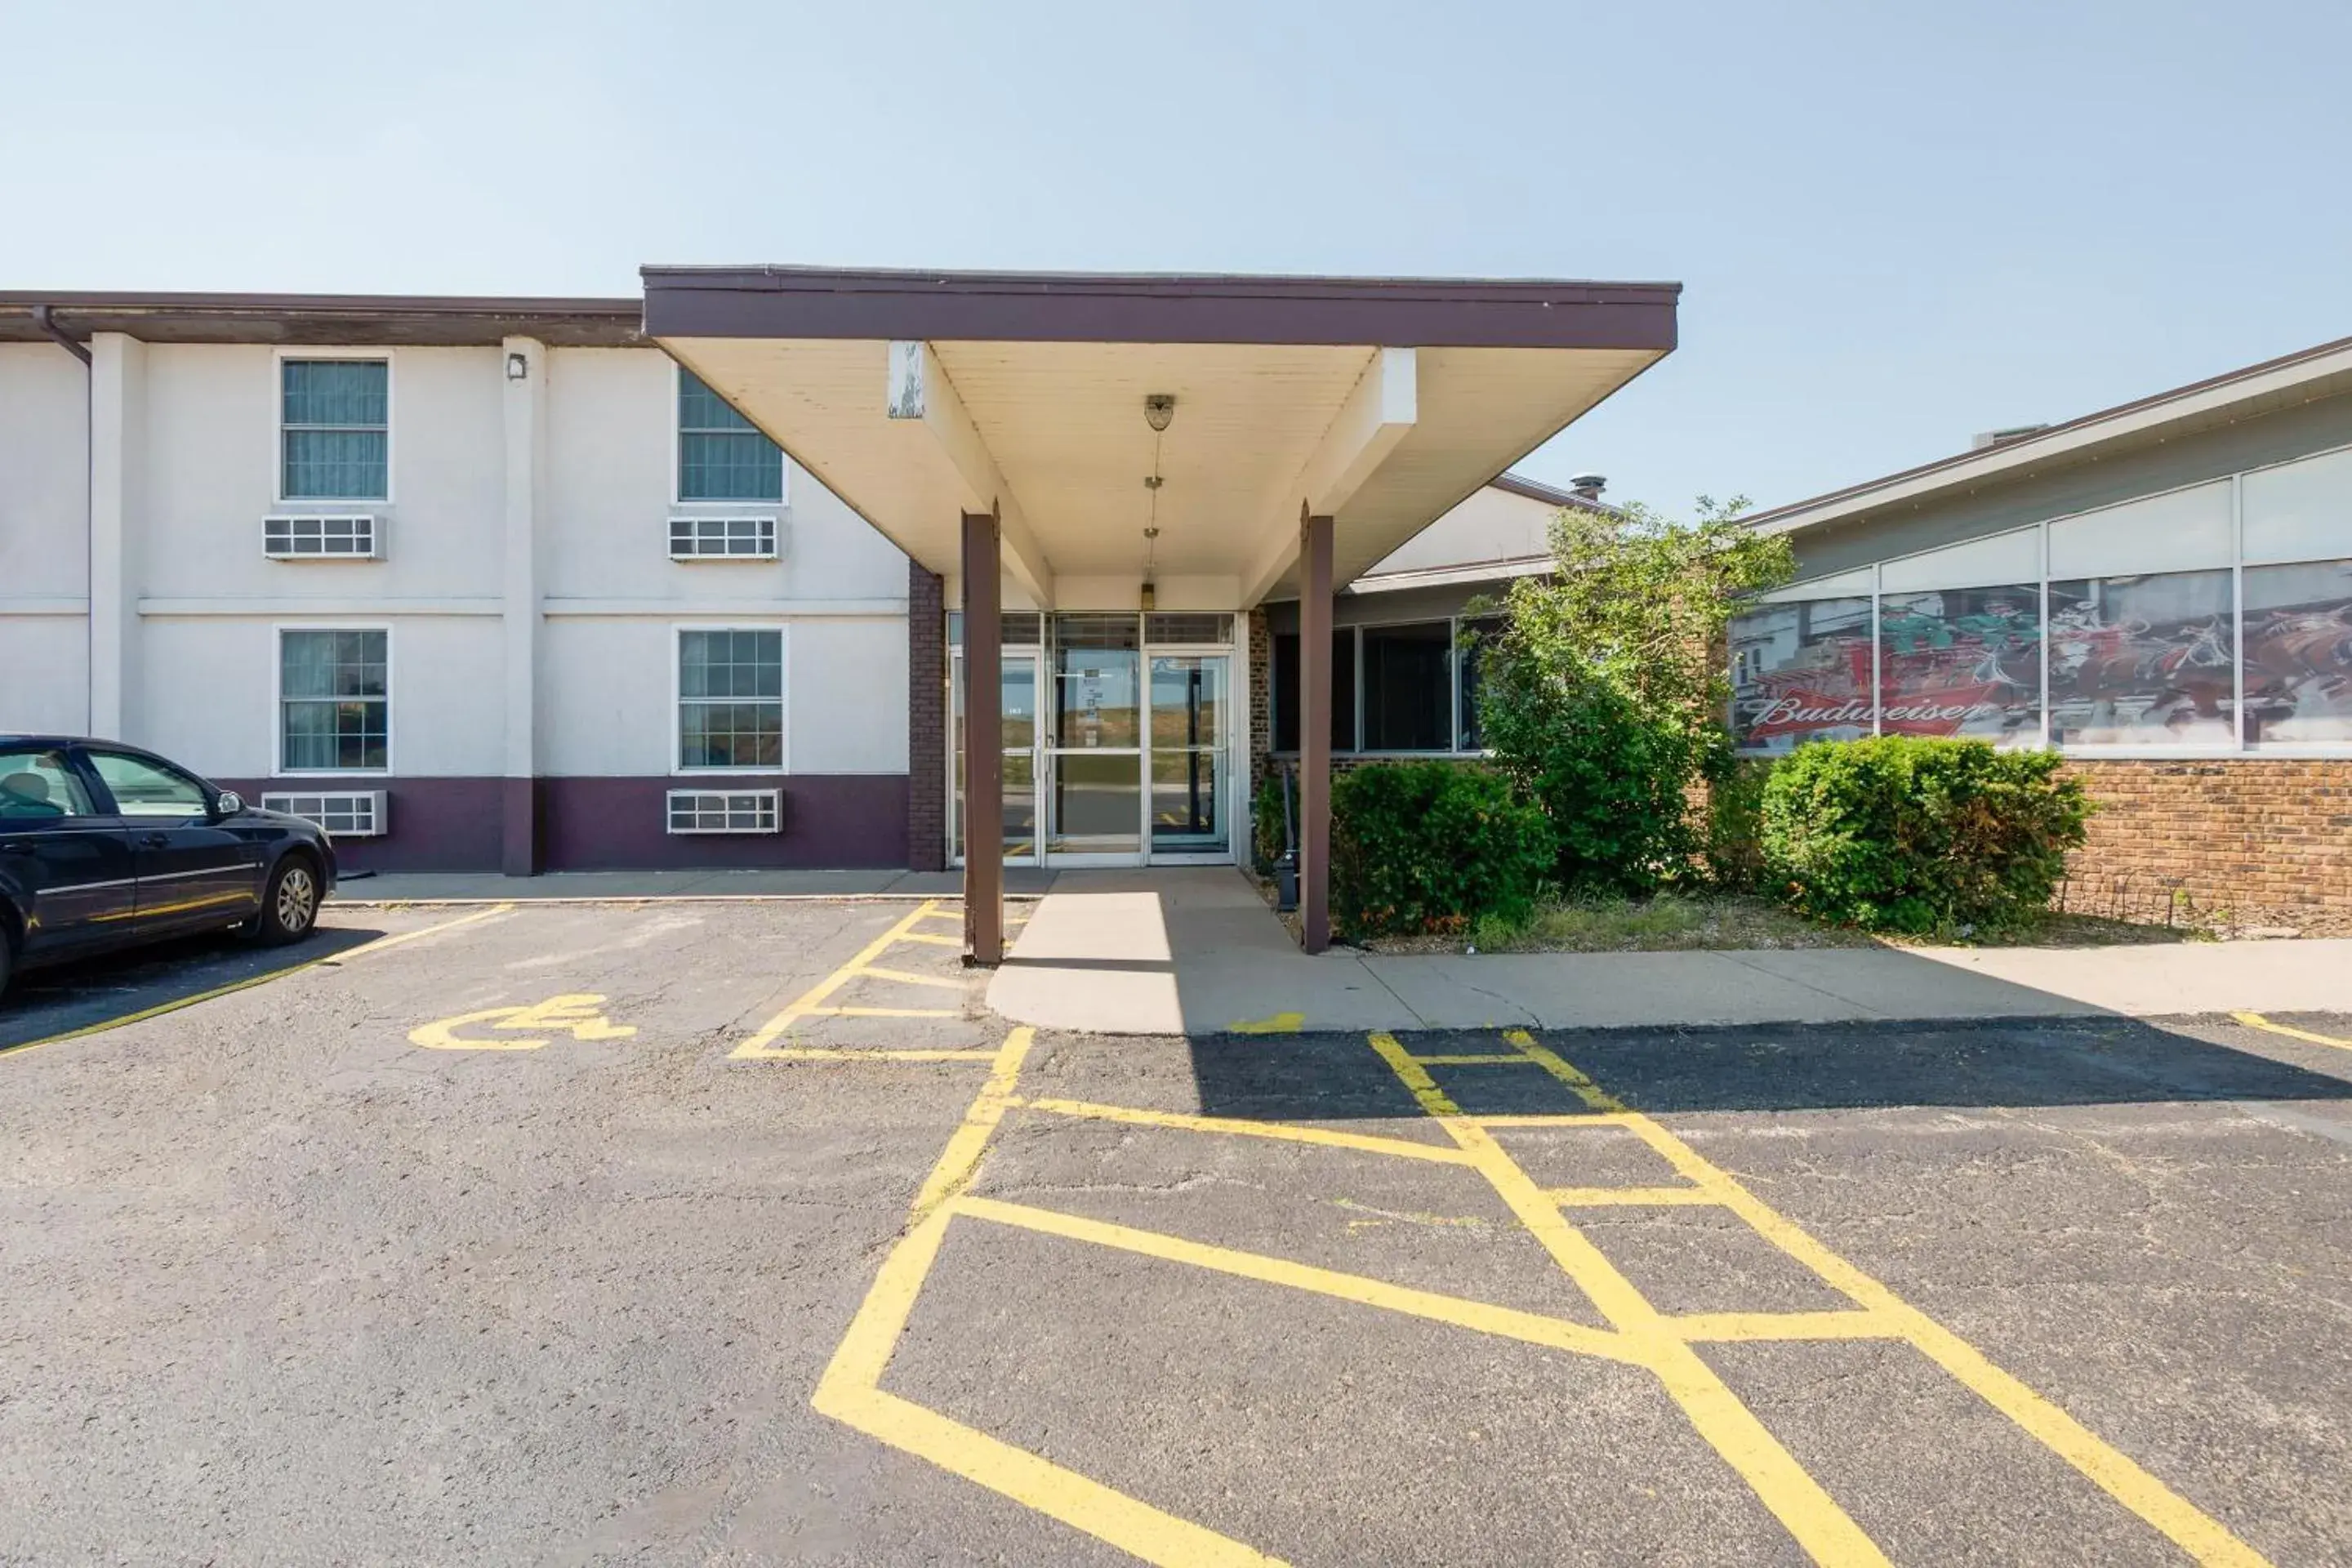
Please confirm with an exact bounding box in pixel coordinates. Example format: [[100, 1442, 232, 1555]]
[[2056, 759, 2352, 933], [906, 562, 946, 873]]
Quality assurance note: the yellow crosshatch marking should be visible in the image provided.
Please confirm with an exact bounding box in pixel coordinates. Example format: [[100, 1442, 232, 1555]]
[[813, 1025, 2276, 1567], [730, 899, 983, 1060], [408, 992, 636, 1051]]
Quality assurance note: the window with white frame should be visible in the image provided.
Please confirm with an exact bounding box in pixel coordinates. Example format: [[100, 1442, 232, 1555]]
[[677, 629, 784, 770], [677, 370, 784, 502], [281, 359, 389, 501], [1727, 446, 2352, 755], [279, 629, 390, 773]]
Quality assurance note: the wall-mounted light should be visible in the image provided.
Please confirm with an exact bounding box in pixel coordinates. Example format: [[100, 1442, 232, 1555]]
[[1143, 394, 1175, 432], [506, 351, 529, 382]]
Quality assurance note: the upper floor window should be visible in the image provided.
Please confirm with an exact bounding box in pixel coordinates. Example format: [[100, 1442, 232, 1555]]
[[677, 370, 784, 503], [281, 359, 390, 501]]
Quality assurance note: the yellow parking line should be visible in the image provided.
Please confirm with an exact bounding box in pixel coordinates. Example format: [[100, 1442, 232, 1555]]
[[1501, 1029, 1628, 1113], [960, 1195, 1642, 1366], [1561, 1048, 2275, 1567], [858, 965, 970, 991], [731, 900, 956, 1056], [1369, 1031, 1890, 1567], [899, 932, 965, 947], [1412, 1052, 1535, 1065], [1545, 1185, 1718, 1207], [2232, 1010, 2352, 1051], [813, 1028, 1286, 1567], [1671, 1311, 1901, 1343], [752, 1048, 1000, 1062], [1473, 1112, 1636, 1129], [804, 1004, 963, 1019], [1015, 1096, 1475, 1165], [2, 902, 514, 1061]]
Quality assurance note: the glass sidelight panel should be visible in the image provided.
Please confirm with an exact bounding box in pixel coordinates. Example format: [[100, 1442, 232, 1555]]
[[1150, 655, 1227, 853], [951, 652, 1041, 864]]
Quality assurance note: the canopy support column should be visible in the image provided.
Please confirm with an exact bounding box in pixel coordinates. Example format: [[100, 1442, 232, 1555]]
[[961, 510, 1004, 966], [1299, 511, 1334, 954]]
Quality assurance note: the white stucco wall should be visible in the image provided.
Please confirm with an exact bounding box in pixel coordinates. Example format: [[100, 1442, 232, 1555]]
[[0, 343, 92, 734], [1, 334, 910, 785], [1365, 483, 1558, 575], [0, 343, 91, 603]]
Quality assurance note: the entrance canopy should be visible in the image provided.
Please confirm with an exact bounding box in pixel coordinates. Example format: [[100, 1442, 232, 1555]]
[[642, 266, 1677, 606]]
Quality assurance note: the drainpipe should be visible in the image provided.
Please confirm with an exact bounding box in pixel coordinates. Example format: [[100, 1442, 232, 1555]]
[[29, 305, 92, 366], [30, 306, 96, 735]]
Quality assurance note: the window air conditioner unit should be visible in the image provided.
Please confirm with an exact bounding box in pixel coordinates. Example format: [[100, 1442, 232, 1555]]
[[666, 789, 782, 835], [265, 514, 384, 560], [260, 790, 388, 837], [668, 514, 779, 561]]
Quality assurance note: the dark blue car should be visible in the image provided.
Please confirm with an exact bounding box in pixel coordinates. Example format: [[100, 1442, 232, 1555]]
[[0, 737, 337, 1000]]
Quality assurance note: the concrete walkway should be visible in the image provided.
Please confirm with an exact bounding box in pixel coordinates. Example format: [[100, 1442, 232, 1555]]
[[332, 868, 1059, 902], [987, 867, 2352, 1035]]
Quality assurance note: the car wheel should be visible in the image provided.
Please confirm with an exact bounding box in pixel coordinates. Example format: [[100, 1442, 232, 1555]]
[[245, 855, 323, 947]]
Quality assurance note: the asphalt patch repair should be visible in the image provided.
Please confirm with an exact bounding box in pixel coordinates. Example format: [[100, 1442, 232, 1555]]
[[2, 900, 2348, 1564]]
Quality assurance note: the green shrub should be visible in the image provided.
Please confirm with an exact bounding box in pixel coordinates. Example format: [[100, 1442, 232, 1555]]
[[1478, 657, 1713, 893], [1250, 769, 1290, 875], [1330, 762, 1553, 938], [1704, 755, 1775, 892], [1759, 737, 2092, 935]]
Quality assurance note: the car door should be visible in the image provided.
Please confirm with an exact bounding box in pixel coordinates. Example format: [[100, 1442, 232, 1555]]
[[78, 747, 265, 938], [0, 745, 139, 960]]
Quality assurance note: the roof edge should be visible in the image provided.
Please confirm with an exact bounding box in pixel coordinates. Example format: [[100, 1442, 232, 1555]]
[[1744, 330, 2352, 537]]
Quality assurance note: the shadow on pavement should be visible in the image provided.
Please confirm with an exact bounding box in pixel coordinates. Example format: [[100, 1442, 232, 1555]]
[[0, 924, 387, 1049], [1183, 1017, 2352, 1121]]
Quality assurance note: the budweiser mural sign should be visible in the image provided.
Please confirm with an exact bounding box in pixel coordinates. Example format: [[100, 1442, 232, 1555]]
[[1732, 557, 2352, 753]]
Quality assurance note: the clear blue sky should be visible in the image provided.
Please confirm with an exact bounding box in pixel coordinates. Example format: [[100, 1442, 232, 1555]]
[[7, 0, 2346, 515]]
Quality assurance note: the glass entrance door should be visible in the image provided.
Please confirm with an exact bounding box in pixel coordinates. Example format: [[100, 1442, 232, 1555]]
[[950, 650, 1040, 866], [1045, 615, 1143, 860], [1150, 654, 1229, 856]]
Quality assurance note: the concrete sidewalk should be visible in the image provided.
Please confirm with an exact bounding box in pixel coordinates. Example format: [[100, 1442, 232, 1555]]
[[986, 867, 2352, 1035], [331, 867, 1058, 902]]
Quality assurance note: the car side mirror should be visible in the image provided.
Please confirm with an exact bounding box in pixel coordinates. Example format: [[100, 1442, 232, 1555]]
[[215, 791, 243, 817]]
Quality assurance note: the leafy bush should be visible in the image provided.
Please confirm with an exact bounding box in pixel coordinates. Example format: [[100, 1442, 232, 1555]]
[[1759, 737, 2092, 935], [1330, 762, 1553, 938], [1250, 769, 1290, 875], [1704, 755, 1775, 892], [1475, 497, 1793, 893], [1478, 659, 1720, 893]]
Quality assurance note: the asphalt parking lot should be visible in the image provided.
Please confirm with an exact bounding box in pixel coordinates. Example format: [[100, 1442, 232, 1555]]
[[2, 898, 2350, 1565]]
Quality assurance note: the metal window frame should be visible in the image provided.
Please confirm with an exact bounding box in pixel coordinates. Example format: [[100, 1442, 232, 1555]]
[[270, 622, 394, 778], [670, 622, 790, 776], [274, 350, 392, 505], [670, 362, 789, 506]]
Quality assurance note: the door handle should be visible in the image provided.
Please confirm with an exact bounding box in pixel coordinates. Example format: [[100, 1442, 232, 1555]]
[[140, 833, 172, 849], [0, 842, 33, 856]]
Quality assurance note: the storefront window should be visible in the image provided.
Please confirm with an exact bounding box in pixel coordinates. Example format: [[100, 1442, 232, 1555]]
[[2047, 570, 2236, 746], [2243, 558, 2352, 745], [1876, 585, 2042, 744], [1730, 597, 1874, 751], [1361, 621, 1454, 751]]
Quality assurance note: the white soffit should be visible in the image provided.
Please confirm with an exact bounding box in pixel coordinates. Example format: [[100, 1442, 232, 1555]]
[[660, 334, 1660, 603]]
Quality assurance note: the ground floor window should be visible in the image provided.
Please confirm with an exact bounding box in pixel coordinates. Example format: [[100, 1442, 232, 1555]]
[[677, 628, 784, 770], [1274, 617, 1492, 755], [279, 627, 389, 773]]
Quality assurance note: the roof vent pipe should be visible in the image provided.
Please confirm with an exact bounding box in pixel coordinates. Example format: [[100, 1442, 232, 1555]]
[[1971, 424, 2049, 451], [1568, 473, 1606, 501]]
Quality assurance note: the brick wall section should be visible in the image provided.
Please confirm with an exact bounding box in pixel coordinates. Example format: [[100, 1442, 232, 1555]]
[[2057, 759, 2352, 933], [905, 561, 946, 872]]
